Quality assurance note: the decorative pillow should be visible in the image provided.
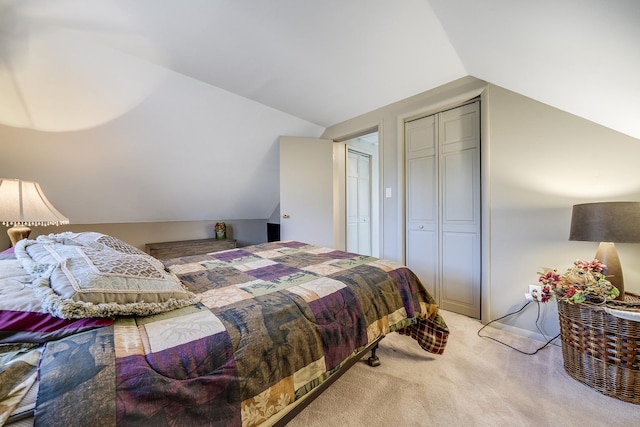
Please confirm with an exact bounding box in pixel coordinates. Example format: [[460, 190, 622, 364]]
[[0, 259, 112, 343], [14, 232, 200, 319]]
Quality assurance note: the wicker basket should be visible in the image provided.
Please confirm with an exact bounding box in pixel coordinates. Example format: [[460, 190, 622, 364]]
[[557, 296, 640, 404]]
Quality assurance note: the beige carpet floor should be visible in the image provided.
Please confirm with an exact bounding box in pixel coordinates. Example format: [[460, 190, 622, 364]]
[[286, 310, 639, 426]]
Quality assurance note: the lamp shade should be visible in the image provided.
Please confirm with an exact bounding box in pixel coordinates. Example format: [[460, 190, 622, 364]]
[[569, 202, 640, 243], [0, 178, 69, 226]]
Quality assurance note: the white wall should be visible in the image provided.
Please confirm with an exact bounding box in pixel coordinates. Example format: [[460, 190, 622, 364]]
[[0, 219, 267, 252], [0, 68, 324, 225], [323, 76, 640, 339], [0, 61, 325, 250], [486, 84, 640, 337], [322, 76, 487, 262]]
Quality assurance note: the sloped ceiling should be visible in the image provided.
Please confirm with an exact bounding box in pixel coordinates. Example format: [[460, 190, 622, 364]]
[[1, 0, 639, 224], [430, 0, 640, 141], [0, 0, 467, 131]]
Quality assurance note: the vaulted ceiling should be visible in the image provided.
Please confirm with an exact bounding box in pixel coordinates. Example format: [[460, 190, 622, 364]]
[[2, 0, 638, 138]]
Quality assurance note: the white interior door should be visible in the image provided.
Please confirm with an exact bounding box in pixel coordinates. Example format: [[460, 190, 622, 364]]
[[279, 136, 345, 248], [438, 103, 481, 318], [405, 115, 438, 298], [346, 149, 372, 255]]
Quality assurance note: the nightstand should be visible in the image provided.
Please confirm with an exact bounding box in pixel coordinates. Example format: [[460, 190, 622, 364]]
[[145, 238, 237, 259]]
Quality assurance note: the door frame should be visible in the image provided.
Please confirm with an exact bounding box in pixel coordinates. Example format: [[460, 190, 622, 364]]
[[397, 97, 486, 320]]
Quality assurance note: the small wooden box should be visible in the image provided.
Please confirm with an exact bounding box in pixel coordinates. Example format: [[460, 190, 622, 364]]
[[145, 238, 237, 259]]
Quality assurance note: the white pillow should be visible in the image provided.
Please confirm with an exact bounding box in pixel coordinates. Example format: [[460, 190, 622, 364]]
[[15, 232, 199, 319]]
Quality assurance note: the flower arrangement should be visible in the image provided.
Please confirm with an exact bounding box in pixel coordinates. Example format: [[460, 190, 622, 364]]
[[537, 259, 620, 304], [214, 222, 226, 239]]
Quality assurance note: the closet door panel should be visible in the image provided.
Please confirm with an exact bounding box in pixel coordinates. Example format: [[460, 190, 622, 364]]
[[441, 148, 479, 226], [407, 156, 436, 226], [441, 231, 480, 315], [407, 229, 437, 297], [438, 102, 480, 317], [405, 114, 438, 296], [346, 153, 359, 252], [406, 114, 437, 230], [358, 154, 372, 251], [406, 115, 436, 156], [440, 103, 479, 153]]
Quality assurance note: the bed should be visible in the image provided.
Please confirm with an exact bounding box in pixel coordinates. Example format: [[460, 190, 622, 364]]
[[1, 232, 449, 426]]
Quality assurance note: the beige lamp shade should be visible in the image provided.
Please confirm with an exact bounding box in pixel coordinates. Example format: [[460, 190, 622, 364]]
[[569, 202, 640, 243], [0, 178, 69, 245]]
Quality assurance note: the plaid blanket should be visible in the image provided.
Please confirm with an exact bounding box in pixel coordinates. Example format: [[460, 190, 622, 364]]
[[34, 241, 448, 426]]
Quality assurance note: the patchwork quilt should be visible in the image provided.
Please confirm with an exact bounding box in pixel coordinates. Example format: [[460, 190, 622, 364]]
[[8, 240, 449, 426]]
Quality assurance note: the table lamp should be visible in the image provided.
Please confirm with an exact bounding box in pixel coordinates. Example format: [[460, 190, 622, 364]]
[[569, 202, 640, 301], [0, 178, 69, 246]]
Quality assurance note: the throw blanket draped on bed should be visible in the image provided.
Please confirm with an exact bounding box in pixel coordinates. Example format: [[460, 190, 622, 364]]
[[31, 241, 448, 426]]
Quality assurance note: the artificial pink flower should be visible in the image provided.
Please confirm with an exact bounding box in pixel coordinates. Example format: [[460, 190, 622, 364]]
[[538, 269, 562, 288], [563, 286, 577, 298], [540, 285, 552, 302], [574, 259, 607, 273], [536, 259, 618, 303]]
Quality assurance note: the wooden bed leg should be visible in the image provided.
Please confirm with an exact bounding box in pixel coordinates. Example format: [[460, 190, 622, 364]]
[[367, 343, 381, 367]]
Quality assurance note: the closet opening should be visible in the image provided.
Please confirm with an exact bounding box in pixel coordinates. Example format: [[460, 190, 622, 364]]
[[339, 130, 380, 258]]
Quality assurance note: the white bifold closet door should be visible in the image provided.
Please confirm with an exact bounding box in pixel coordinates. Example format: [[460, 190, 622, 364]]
[[405, 101, 481, 318], [346, 149, 372, 256]]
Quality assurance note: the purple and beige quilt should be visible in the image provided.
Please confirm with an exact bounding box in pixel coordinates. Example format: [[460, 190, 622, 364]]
[[2, 239, 449, 426]]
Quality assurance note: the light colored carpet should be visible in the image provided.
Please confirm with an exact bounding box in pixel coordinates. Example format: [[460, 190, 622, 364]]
[[286, 310, 639, 426]]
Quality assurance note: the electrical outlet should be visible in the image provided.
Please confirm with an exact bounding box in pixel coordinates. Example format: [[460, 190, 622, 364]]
[[524, 292, 533, 301], [528, 285, 542, 301]]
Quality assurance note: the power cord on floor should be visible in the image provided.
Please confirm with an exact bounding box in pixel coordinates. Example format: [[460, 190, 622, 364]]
[[477, 300, 560, 355]]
